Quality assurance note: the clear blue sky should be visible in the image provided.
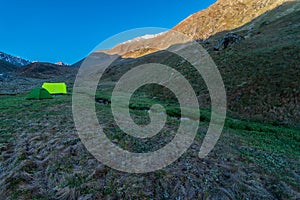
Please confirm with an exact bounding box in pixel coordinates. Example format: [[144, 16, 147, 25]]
[[1, 0, 216, 64]]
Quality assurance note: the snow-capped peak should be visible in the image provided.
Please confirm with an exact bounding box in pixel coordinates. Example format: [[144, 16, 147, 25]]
[[0, 52, 31, 67]]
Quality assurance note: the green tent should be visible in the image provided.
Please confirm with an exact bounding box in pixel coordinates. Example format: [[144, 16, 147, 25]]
[[26, 87, 53, 100], [42, 82, 67, 94]]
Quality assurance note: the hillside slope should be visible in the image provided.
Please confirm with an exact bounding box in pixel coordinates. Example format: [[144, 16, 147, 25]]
[[96, 1, 300, 126], [0, 60, 17, 73], [206, 1, 300, 125], [15, 62, 73, 79]]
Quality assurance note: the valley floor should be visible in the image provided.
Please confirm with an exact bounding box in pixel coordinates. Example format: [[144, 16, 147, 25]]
[[0, 94, 299, 199]]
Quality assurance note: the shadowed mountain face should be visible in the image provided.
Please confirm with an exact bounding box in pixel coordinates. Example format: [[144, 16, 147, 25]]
[[205, 1, 300, 125], [0, 60, 17, 73], [15, 62, 74, 79]]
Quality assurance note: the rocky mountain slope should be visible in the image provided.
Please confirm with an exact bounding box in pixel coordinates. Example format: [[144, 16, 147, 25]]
[[0, 52, 31, 67], [0, 60, 17, 73], [101, 0, 295, 58], [173, 0, 294, 39], [99, 30, 191, 58]]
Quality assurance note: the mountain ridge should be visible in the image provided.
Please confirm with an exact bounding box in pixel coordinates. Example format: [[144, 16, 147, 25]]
[[16, 62, 73, 79], [173, 0, 295, 39], [0, 51, 31, 67], [100, 0, 296, 58]]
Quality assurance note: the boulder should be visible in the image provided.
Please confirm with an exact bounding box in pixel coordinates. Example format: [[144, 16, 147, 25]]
[[214, 33, 245, 51]]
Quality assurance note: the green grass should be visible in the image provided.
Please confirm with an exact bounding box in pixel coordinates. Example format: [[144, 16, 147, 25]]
[[0, 92, 299, 199], [94, 90, 299, 158], [2, 92, 298, 140]]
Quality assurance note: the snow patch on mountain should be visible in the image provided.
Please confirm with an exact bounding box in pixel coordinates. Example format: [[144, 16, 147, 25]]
[[0, 52, 31, 67], [121, 32, 167, 45]]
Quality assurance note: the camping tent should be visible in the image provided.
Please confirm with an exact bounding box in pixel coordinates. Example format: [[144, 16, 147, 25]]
[[26, 87, 53, 100], [42, 82, 67, 94]]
